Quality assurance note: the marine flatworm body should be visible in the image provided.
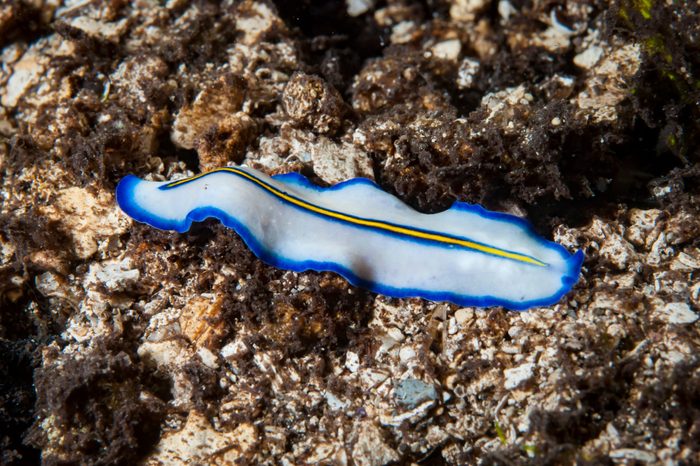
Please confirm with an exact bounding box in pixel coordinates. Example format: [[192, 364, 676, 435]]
[[116, 166, 583, 310]]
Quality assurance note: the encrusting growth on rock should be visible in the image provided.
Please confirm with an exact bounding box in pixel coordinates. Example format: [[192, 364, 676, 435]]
[[0, 0, 698, 464]]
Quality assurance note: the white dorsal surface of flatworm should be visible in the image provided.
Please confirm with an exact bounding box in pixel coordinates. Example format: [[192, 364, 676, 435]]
[[116, 166, 583, 310]]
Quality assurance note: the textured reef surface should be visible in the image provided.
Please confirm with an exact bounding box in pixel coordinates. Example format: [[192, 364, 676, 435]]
[[1, 1, 698, 465]]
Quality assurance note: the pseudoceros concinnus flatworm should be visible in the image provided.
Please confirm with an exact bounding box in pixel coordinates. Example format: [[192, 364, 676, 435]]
[[116, 166, 583, 310]]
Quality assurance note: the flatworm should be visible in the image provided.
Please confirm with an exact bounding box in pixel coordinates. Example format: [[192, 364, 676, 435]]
[[116, 166, 583, 310]]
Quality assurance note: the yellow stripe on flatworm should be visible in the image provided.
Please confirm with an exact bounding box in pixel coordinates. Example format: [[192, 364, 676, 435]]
[[166, 168, 548, 267]]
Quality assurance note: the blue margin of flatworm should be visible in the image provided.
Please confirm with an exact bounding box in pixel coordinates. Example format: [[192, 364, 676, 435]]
[[116, 172, 584, 311]]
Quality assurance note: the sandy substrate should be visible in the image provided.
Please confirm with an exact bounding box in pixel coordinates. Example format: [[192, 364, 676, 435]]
[[1, 1, 698, 465]]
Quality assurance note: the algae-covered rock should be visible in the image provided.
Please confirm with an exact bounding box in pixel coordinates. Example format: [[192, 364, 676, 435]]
[[1, 1, 699, 465]]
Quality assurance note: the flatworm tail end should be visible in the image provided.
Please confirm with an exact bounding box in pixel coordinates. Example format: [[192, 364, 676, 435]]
[[117, 175, 193, 233], [115, 174, 142, 223]]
